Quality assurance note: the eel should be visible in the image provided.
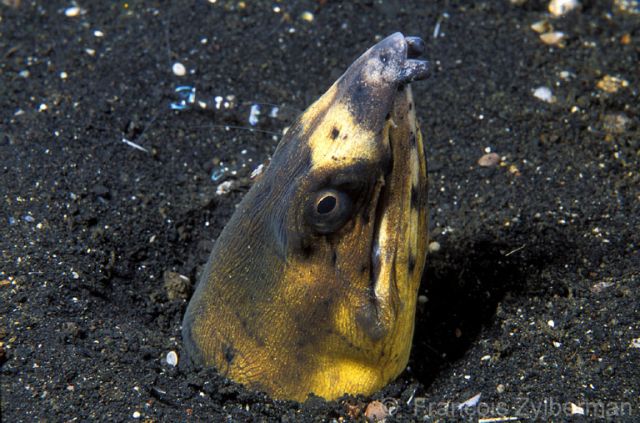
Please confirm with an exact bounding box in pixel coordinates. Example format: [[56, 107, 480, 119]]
[[182, 32, 430, 401]]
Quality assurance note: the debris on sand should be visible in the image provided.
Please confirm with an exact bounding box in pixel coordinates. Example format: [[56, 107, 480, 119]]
[[596, 75, 629, 93], [364, 400, 389, 422], [548, 0, 580, 17]]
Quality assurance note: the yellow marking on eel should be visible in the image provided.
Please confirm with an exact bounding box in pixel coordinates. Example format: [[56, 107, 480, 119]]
[[182, 33, 430, 401], [301, 87, 380, 170]]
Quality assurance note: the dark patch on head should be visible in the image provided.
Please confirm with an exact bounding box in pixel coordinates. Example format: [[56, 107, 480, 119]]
[[339, 74, 396, 134], [331, 250, 337, 266], [300, 241, 314, 259], [239, 319, 248, 332], [223, 344, 235, 364], [409, 102, 413, 110], [331, 127, 340, 140], [360, 264, 368, 274], [410, 133, 416, 147], [410, 185, 420, 210], [356, 303, 387, 342], [408, 254, 416, 273], [397, 84, 405, 92]]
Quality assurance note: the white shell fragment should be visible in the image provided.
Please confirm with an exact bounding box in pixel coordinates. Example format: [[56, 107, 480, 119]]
[[570, 402, 585, 415], [549, 0, 580, 17], [250, 164, 265, 179], [64, 6, 81, 17], [540, 31, 566, 47], [166, 350, 178, 366], [216, 180, 234, 195], [533, 86, 556, 103], [249, 104, 261, 126], [531, 20, 552, 34], [457, 392, 482, 410], [172, 62, 187, 76]]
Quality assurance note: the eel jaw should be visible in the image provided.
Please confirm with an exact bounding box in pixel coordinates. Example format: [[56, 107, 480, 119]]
[[370, 87, 422, 305], [364, 35, 428, 302]]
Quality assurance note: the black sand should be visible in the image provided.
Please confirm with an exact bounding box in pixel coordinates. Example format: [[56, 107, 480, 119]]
[[1, 1, 639, 421]]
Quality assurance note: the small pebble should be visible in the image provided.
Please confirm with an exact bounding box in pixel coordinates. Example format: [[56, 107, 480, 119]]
[[60, 71, 68, 79], [630, 338, 640, 348], [590, 280, 614, 293], [614, 0, 640, 14], [64, 6, 81, 17], [496, 384, 505, 393], [533, 86, 556, 103], [540, 31, 566, 47], [172, 62, 187, 77], [478, 152, 500, 167], [418, 295, 428, 304], [559, 70, 574, 80], [364, 400, 388, 422], [620, 33, 631, 45], [530, 20, 552, 34], [508, 164, 521, 176], [601, 113, 631, 134], [93, 30, 104, 37], [164, 271, 191, 300], [132, 411, 141, 419], [547, 320, 555, 328], [596, 75, 629, 93], [428, 241, 441, 253], [548, 0, 580, 17], [300, 11, 314, 22], [166, 351, 178, 366], [38, 103, 48, 112]]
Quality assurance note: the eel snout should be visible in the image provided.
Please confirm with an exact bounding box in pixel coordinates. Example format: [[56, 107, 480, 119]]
[[332, 32, 429, 134]]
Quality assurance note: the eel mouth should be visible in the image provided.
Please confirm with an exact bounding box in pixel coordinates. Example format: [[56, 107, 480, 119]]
[[368, 34, 428, 293]]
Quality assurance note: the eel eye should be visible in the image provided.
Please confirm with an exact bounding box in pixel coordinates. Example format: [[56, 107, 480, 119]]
[[307, 189, 353, 234]]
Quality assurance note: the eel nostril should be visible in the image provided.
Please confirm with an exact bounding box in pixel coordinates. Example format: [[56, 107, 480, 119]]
[[405, 36, 425, 59]]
